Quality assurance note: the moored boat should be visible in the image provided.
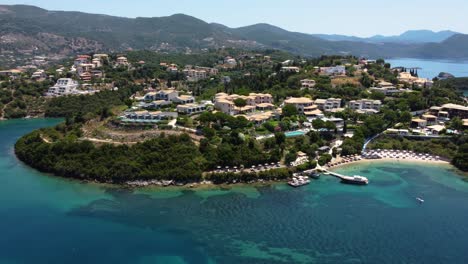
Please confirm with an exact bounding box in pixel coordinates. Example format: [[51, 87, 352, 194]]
[[340, 175, 369, 185], [288, 176, 311, 187]]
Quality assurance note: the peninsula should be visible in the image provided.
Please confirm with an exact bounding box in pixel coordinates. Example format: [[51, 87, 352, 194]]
[[7, 49, 466, 186]]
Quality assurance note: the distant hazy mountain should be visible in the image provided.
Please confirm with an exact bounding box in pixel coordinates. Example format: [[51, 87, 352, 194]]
[[0, 4, 467, 59], [314, 30, 459, 43], [369, 30, 459, 43]]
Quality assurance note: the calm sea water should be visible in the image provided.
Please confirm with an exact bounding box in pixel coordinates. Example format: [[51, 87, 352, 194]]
[[1, 119, 468, 264], [386, 58, 468, 79]]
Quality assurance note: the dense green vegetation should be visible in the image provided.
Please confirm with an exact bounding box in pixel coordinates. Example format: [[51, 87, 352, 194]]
[[15, 129, 205, 183], [45, 84, 142, 118], [452, 144, 468, 172], [0, 79, 51, 118], [437, 77, 468, 94]]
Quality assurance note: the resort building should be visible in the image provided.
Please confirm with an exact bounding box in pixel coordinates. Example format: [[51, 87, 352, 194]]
[[422, 114, 438, 126], [386, 129, 410, 136], [314, 98, 342, 111], [319, 66, 346, 76], [143, 89, 179, 102], [172, 95, 195, 104], [224, 57, 237, 66], [123, 111, 178, 122], [411, 118, 427, 128], [74, 55, 90, 66], [398, 72, 433, 87], [256, 103, 275, 111], [92, 58, 102, 68], [427, 125, 445, 135], [91, 70, 103, 78], [79, 72, 92, 82], [214, 92, 273, 115], [183, 65, 219, 81], [93, 54, 109, 61], [305, 109, 324, 119], [281, 67, 300, 73], [347, 99, 382, 114], [300, 79, 316, 89], [183, 68, 208, 82], [284, 97, 314, 113], [0, 69, 22, 79], [177, 103, 206, 115], [321, 117, 345, 129], [46, 78, 79, 96], [369, 86, 402, 95], [239, 111, 276, 125], [116, 56, 129, 66], [439, 103, 468, 119], [196, 66, 218, 75], [31, 70, 47, 80], [144, 100, 172, 109]]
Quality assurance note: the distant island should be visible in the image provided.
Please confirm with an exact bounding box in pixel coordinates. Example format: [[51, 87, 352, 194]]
[[9, 49, 467, 186]]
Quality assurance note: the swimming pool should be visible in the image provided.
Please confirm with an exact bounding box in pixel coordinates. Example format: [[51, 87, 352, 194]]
[[285, 131, 306, 137]]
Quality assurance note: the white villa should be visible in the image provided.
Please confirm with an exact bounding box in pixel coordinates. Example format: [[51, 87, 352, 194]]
[[116, 56, 129, 66], [314, 98, 342, 111], [281, 67, 300, 73], [300, 79, 316, 89], [320, 66, 346, 76], [143, 89, 179, 102], [183, 69, 207, 81], [348, 99, 382, 114], [46, 78, 79, 96], [123, 111, 178, 121]]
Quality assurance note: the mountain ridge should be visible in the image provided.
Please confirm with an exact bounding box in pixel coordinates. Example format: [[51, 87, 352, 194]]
[[0, 4, 467, 59], [314, 30, 459, 43]]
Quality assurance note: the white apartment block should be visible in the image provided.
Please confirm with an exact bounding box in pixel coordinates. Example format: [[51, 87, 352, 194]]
[[315, 98, 341, 111], [348, 99, 382, 114], [300, 79, 316, 89], [46, 78, 79, 96]]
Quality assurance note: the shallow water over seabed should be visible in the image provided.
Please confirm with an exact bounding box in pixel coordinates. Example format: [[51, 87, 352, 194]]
[[1, 119, 468, 264]]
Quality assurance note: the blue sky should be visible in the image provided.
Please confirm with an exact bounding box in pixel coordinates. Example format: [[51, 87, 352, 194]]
[[2, 0, 467, 37]]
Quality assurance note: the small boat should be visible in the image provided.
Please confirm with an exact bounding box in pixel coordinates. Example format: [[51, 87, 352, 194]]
[[416, 197, 425, 203], [288, 177, 310, 187], [309, 172, 321, 179], [340, 175, 369, 185]]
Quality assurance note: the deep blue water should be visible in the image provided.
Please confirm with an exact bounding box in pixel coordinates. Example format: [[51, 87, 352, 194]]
[[1, 119, 468, 264], [386, 58, 468, 79]]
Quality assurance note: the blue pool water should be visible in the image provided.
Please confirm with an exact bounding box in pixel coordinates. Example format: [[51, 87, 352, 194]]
[[285, 131, 306, 137]]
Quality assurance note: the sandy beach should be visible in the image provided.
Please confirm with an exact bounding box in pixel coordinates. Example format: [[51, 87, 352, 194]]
[[325, 149, 451, 170], [327, 157, 450, 170]]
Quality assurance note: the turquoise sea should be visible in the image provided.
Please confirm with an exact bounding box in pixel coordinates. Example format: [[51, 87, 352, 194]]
[[1, 119, 468, 264]]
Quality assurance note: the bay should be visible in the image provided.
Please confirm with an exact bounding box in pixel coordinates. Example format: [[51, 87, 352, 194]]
[[1, 119, 468, 264]]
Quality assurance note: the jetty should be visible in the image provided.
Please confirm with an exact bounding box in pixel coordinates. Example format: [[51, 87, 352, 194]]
[[318, 167, 369, 185]]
